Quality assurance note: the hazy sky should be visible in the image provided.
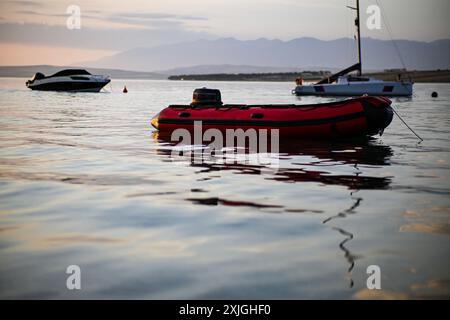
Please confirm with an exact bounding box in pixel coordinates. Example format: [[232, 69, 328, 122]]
[[0, 0, 449, 65]]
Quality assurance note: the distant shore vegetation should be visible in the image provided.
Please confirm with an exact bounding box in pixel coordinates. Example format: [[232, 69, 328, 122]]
[[168, 71, 331, 82], [168, 69, 450, 83]]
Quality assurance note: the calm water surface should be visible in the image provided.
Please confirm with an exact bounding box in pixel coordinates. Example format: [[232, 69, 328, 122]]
[[0, 78, 449, 299]]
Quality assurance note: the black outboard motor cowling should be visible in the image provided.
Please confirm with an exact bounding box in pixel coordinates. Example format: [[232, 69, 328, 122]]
[[191, 88, 223, 106], [26, 72, 45, 86], [32, 72, 45, 81]]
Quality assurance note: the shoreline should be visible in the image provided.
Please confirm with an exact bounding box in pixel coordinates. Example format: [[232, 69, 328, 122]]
[[168, 70, 450, 83], [1, 70, 449, 84]]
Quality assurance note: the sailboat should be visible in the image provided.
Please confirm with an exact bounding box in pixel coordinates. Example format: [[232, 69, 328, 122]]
[[293, 0, 413, 97]]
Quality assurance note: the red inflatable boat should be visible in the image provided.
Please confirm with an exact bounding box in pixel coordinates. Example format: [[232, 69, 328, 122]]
[[151, 88, 393, 139]]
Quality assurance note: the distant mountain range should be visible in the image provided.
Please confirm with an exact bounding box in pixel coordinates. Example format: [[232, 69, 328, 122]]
[[2, 37, 449, 79], [81, 37, 450, 73], [0, 65, 165, 79]]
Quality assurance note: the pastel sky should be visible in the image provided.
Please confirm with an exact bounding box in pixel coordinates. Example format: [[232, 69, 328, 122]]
[[0, 0, 449, 65]]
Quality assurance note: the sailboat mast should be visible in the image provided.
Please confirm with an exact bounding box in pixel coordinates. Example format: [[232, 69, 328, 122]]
[[356, 0, 362, 75]]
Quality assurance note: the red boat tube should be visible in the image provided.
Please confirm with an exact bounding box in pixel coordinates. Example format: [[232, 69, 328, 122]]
[[151, 88, 393, 139]]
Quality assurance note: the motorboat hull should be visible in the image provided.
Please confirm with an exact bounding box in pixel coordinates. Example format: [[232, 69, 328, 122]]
[[27, 78, 110, 92], [26, 70, 111, 92]]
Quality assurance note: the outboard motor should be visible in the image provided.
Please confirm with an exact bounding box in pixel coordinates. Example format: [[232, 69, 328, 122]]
[[26, 72, 45, 86], [191, 88, 223, 106]]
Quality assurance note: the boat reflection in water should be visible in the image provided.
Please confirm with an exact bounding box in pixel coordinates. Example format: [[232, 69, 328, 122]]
[[153, 132, 393, 191], [152, 133, 393, 288]]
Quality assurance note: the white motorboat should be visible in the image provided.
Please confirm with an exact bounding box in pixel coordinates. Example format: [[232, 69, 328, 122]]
[[26, 69, 110, 92]]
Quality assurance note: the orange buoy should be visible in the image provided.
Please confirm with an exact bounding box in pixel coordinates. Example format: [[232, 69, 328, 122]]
[[123, 85, 128, 93]]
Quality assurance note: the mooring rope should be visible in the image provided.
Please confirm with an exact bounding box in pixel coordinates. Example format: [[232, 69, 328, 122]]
[[392, 107, 423, 142]]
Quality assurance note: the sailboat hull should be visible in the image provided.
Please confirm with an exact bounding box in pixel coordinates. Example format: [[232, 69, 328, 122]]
[[294, 81, 413, 97]]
